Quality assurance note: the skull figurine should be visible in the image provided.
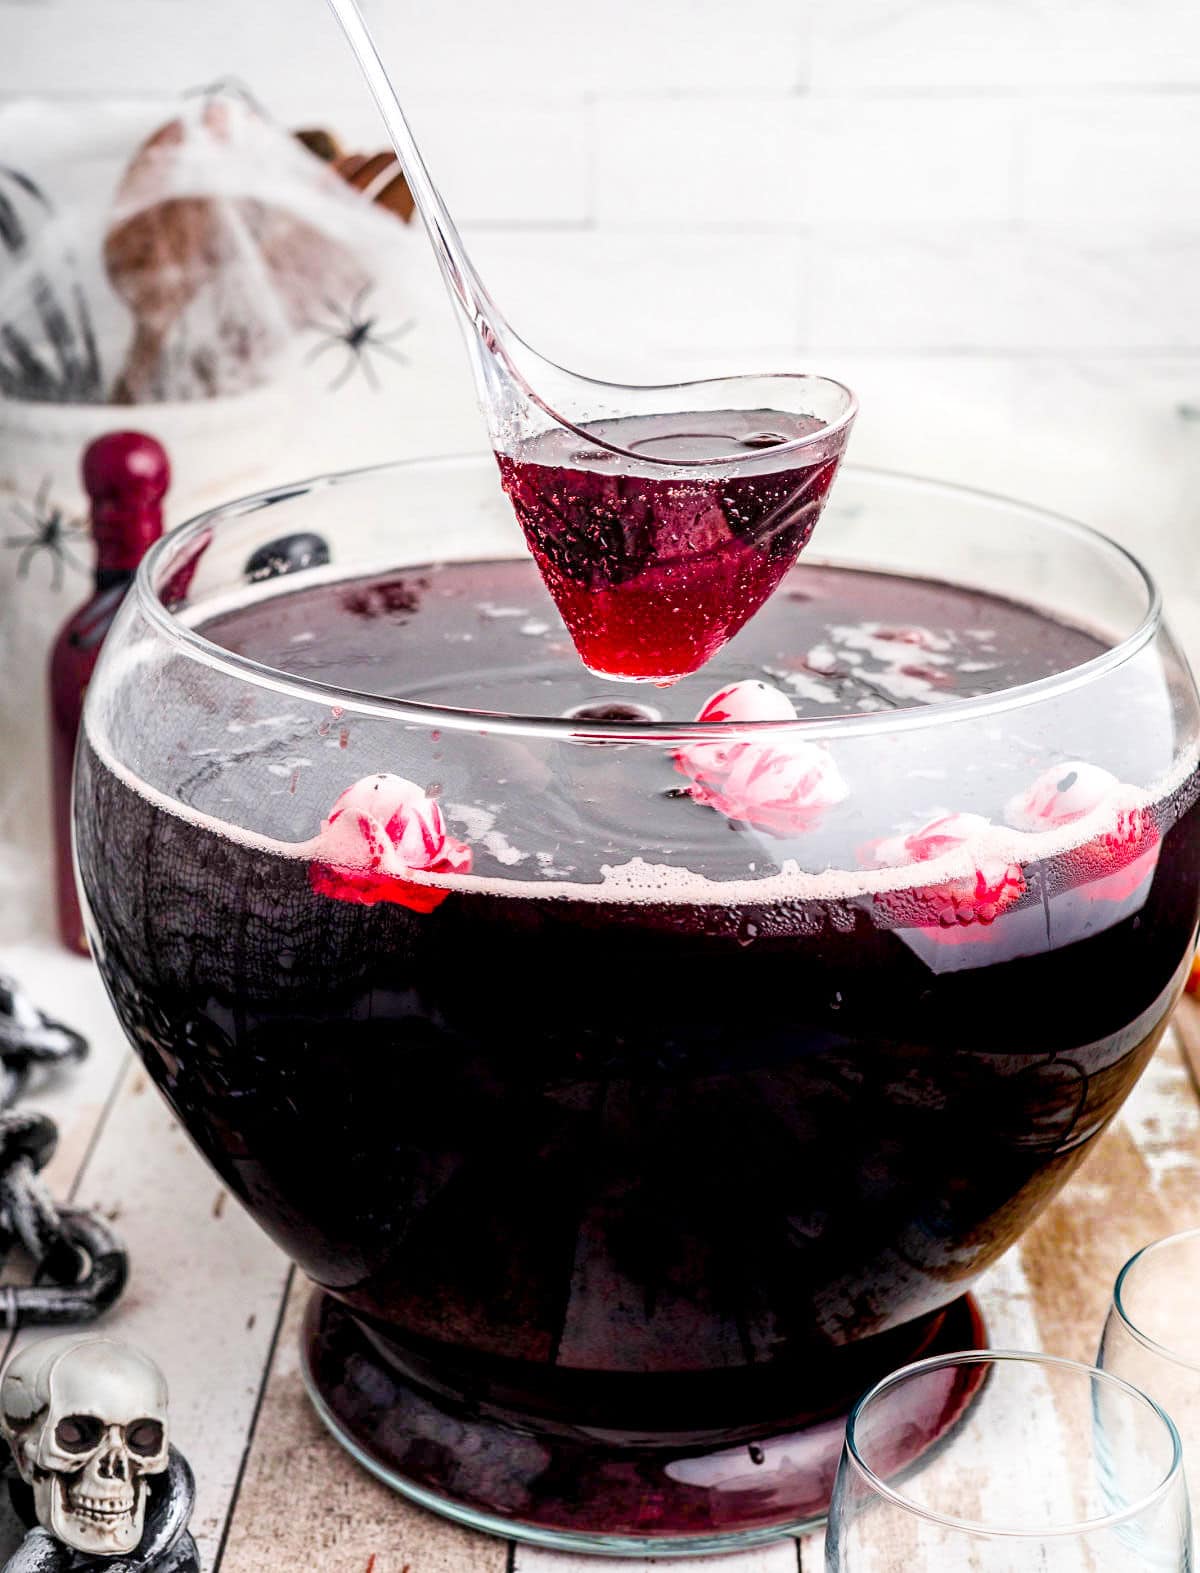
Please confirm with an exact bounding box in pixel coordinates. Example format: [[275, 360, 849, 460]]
[[0, 1335, 170, 1556]]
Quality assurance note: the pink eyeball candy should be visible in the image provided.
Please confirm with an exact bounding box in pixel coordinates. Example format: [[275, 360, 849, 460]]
[[310, 774, 472, 912], [869, 811, 1026, 930], [1005, 760, 1159, 902], [1004, 761, 1123, 831], [694, 681, 798, 724], [674, 680, 848, 836]]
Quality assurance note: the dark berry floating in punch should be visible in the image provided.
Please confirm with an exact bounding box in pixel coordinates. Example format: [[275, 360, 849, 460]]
[[244, 532, 331, 583], [497, 410, 850, 683]]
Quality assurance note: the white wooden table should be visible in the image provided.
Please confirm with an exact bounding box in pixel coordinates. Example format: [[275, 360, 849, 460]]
[[2, 939, 1199, 1573]]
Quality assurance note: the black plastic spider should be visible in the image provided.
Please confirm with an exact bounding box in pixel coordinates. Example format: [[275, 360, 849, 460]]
[[4, 478, 88, 591], [305, 285, 415, 393]]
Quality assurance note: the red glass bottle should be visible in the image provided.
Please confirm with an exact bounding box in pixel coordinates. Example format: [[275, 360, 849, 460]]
[[50, 431, 170, 953]]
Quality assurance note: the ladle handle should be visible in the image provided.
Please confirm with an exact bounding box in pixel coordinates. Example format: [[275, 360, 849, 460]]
[[323, 0, 506, 358]]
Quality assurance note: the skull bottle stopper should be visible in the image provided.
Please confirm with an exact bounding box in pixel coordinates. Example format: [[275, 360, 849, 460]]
[[0, 1336, 171, 1558]]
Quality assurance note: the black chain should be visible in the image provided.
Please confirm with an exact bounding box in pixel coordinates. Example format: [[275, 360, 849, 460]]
[[0, 979, 195, 1570], [0, 978, 127, 1327]]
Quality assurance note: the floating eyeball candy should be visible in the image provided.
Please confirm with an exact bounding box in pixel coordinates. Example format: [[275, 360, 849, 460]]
[[869, 811, 1026, 929], [1006, 760, 1159, 903], [310, 774, 472, 912], [1005, 761, 1123, 831], [674, 680, 848, 836], [694, 681, 798, 724]]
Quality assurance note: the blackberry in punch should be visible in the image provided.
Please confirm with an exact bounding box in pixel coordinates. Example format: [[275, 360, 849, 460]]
[[74, 461, 1200, 1551]]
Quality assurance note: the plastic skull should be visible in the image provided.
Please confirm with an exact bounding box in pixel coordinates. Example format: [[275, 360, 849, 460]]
[[0, 1335, 170, 1555]]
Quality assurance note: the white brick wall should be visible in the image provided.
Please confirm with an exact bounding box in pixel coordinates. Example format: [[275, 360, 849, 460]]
[[4, 0, 1200, 572]]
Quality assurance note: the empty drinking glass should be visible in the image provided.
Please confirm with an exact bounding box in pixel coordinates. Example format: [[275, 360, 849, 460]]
[[1100, 1229, 1200, 1522], [826, 1351, 1192, 1570]]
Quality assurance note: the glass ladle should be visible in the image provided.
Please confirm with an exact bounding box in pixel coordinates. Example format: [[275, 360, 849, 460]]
[[325, 0, 857, 683]]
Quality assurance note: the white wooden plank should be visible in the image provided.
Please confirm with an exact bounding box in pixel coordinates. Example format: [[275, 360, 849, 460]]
[[979, 1239, 1047, 1348], [0, 945, 131, 1204], [217, 1275, 509, 1573], [54, 1067, 292, 1565]]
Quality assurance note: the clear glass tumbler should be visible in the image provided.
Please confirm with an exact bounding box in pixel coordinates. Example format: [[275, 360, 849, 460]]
[[1100, 1230, 1200, 1523], [827, 1351, 1192, 1570]]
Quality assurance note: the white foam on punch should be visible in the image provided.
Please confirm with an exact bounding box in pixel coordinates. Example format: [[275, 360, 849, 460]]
[[86, 582, 1200, 904], [82, 705, 1200, 908]]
